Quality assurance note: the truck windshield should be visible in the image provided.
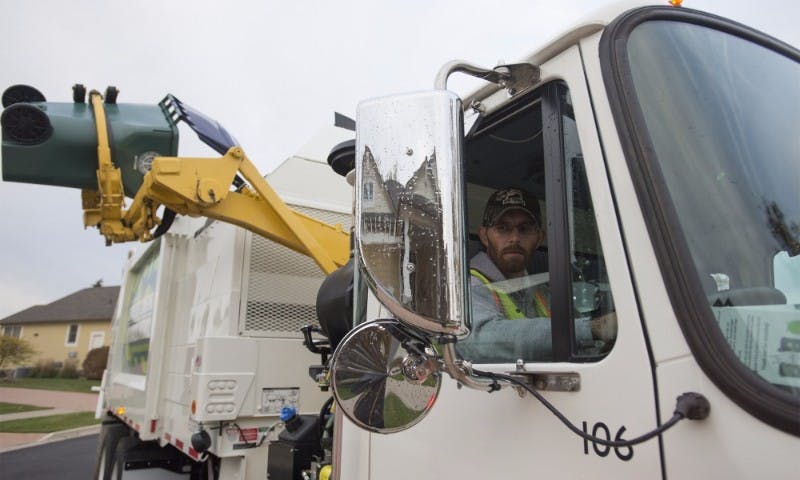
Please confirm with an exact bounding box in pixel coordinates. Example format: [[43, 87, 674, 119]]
[[626, 20, 800, 394]]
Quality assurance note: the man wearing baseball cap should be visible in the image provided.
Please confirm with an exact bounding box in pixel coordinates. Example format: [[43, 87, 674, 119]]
[[458, 188, 597, 362], [476, 187, 545, 288]]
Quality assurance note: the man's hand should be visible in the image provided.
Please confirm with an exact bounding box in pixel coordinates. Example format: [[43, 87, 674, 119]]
[[590, 312, 617, 342]]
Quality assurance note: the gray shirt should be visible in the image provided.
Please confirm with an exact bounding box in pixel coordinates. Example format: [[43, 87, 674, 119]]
[[457, 251, 592, 363]]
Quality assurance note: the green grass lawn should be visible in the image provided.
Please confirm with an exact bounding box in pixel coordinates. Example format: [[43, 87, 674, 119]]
[[0, 411, 100, 433], [1, 377, 100, 393], [0, 402, 51, 415]]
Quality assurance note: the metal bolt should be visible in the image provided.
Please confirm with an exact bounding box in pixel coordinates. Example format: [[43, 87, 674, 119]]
[[470, 100, 485, 114], [406, 147, 413, 156], [406, 263, 416, 272]]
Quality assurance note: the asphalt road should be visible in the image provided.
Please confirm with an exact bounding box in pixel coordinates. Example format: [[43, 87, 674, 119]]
[[1, 434, 191, 479], [0, 434, 98, 479]]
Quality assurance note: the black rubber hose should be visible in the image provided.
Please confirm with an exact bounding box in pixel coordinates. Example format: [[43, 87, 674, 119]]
[[153, 208, 176, 238], [471, 369, 705, 448], [319, 396, 335, 444]]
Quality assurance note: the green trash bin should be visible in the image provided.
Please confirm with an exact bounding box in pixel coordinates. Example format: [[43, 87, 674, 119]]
[[1, 87, 179, 198]]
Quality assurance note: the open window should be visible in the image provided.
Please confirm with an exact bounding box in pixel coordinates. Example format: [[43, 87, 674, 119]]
[[458, 82, 617, 364]]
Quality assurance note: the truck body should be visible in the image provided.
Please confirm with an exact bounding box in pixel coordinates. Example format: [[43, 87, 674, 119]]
[[1, 2, 797, 479], [94, 133, 354, 478]]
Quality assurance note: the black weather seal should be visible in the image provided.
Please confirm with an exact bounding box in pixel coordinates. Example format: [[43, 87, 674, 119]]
[[542, 82, 574, 362]]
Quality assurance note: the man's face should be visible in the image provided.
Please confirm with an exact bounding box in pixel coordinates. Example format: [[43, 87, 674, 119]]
[[479, 210, 542, 279]]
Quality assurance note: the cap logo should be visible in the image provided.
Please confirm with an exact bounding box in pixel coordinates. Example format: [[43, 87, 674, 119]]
[[482, 188, 539, 227], [496, 189, 526, 207]]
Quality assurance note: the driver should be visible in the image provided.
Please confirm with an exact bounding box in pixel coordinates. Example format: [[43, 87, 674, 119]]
[[458, 188, 613, 363]]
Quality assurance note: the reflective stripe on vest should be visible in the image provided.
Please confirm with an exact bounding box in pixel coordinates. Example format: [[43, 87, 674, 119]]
[[470, 269, 525, 319]]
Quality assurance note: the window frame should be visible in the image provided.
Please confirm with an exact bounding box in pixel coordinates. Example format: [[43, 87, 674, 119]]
[[3, 325, 23, 338], [65, 323, 79, 346], [600, 5, 800, 435], [542, 81, 575, 361], [466, 80, 611, 362]]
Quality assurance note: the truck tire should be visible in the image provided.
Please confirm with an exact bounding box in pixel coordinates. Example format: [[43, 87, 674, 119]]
[[94, 417, 130, 480], [110, 436, 142, 479], [190, 455, 218, 480]]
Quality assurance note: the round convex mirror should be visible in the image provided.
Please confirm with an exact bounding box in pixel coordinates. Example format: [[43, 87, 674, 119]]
[[331, 319, 441, 433]]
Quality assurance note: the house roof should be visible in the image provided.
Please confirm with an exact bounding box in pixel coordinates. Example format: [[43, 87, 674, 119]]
[[0, 286, 120, 325]]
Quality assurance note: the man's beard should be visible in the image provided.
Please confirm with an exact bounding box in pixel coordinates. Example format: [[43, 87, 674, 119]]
[[495, 246, 529, 277]]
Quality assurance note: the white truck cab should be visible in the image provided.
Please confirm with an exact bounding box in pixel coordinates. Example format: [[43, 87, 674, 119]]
[[328, 3, 799, 479]]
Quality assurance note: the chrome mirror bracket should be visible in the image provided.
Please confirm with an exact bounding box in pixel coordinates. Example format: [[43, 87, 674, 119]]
[[506, 369, 582, 393], [439, 335, 509, 393], [434, 60, 540, 94]]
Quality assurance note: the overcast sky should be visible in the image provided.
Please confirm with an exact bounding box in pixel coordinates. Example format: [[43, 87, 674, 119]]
[[0, 0, 797, 318]]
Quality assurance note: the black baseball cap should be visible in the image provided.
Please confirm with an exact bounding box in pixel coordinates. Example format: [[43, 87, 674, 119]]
[[482, 188, 540, 227]]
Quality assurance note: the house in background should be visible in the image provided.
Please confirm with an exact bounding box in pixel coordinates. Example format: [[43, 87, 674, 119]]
[[0, 285, 119, 367]]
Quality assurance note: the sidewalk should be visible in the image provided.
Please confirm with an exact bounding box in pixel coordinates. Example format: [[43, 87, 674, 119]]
[[0, 387, 100, 452]]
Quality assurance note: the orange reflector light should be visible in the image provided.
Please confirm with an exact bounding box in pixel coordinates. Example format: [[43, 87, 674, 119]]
[[191, 400, 197, 415], [668, 0, 683, 6], [116, 406, 126, 415]]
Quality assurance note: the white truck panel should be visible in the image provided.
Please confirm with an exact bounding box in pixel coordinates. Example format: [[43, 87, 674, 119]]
[[578, 30, 694, 364], [658, 357, 799, 478]]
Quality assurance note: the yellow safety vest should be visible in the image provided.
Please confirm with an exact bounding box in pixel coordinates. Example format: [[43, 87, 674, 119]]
[[470, 269, 550, 319]]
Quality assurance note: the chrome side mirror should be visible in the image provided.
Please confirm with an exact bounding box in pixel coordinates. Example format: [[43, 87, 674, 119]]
[[333, 91, 508, 434], [355, 90, 468, 336], [331, 319, 441, 433]]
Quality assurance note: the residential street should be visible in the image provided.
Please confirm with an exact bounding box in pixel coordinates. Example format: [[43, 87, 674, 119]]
[[0, 386, 99, 450], [0, 387, 181, 478], [0, 434, 98, 479]]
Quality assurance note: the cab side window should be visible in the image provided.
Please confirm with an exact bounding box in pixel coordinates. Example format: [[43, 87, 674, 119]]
[[461, 82, 616, 364]]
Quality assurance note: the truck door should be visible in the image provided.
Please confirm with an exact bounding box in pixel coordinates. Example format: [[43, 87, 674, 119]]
[[356, 45, 665, 479], [589, 7, 800, 477]]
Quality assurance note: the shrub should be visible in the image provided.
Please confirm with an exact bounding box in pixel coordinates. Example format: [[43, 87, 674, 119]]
[[82, 346, 109, 380], [31, 359, 60, 378], [0, 336, 36, 369], [59, 359, 80, 378]]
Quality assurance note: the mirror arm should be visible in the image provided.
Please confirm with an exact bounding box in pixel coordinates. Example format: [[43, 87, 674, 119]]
[[435, 60, 508, 89], [434, 60, 540, 94], [440, 336, 507, 392]]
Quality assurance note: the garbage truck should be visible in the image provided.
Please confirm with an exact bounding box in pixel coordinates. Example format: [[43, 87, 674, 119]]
[[2, 2, 798, 479]]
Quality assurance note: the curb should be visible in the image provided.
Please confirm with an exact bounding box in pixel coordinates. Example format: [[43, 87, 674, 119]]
[[0, 424, 100, 454], [0, 408, 73, 422]]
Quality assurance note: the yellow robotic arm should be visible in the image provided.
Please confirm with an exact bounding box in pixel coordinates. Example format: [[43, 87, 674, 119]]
[[81, 90, 349, 275]]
